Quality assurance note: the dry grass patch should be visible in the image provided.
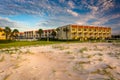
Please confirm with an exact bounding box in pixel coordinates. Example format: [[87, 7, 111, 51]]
[[79, 47, 88, 53], [108, 52, 120, 59], [86, 54, 95, 58], [52, 45, 69, 50], [0, 48, 21, 55], [13, 63, 21, 69], [65, 51, 73, 54], [0, 56, 5, 62], [25, 49, 34, 54], [97, 53, 103, 56], [91, 69, 115, 79], [3, 74, 10, 80], [98, 58, 103, 61]]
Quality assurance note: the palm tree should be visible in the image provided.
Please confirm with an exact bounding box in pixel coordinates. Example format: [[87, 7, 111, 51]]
[[0, 28, 5, 36], [11, 29, 19, 40], [37, 29, 43, 40], [0, 28, 2, 32], [4, 27, 11, 40], [56, 28, 60, 32], [63, 27, 69, 40], [51, 30, 56, 39]]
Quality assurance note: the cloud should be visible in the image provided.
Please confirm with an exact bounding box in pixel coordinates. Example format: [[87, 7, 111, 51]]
[[0, 17, 31, 31], [0, 17, 19, 28], [0, 0, 116, 18], [59, 0, 65, 3], [0, 0, 119, 34], [67, 9, 79, 17], [0, 0, 68, 16], [68, 1, 75, 8]]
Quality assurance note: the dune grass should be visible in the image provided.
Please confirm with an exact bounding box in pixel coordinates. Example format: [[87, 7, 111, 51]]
[[0, 41, 63, 49], [0, 39, 119, 49]]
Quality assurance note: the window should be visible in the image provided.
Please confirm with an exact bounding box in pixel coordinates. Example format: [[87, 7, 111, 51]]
[[72, 33, 76, 35], [2, 34, 5, 36], [78, 29, 81, 31], [72, 28, 75, 31]]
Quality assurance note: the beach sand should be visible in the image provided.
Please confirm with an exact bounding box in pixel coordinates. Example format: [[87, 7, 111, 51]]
[[0, 43, 120, 80]]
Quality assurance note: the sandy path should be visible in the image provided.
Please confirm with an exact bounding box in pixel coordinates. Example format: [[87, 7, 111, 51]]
[[0, 43, 120, 80]]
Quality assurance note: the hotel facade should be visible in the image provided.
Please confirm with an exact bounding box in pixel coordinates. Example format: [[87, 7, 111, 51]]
[[18, 29, 54, 39], [57, 24, 111, 40], [1, 24, 112, 40]]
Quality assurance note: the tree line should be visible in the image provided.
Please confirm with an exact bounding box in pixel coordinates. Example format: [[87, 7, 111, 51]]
[[1, 27, 57, 40], [0, 27, 19, 40]]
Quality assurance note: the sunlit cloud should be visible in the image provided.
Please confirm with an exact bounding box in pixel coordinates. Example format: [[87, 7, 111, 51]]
[[67, 9, 79, 17]]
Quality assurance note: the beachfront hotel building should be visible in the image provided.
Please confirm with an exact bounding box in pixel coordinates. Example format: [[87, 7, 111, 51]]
[[0, 28, 6, 40], [18, 24, 111, 40], [41, 29, 54, 38], [18, 29, 54, 39], [57, 24, 111, 40]]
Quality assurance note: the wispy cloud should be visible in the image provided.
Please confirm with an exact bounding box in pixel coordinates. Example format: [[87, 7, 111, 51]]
[[67, 9, 79, 17], [0, 16, 32, 31], [68, 1, 75, 8]]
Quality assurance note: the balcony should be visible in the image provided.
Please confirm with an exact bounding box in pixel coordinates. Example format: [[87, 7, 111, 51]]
[[71, 28, 77, 33], [98, 31, 102, 33], [89, 30, 93, 33], [77, 29, 83, 33]]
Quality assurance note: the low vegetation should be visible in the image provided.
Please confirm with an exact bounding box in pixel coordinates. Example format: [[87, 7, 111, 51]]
[[0, 41, 63, 49], [0, 56, 5, 62], [79, 47, 88, 53], [52, 45, 69, 50], [108, 52, 120, 59], [3, 74, 10, 80], [0, 39, 119, 49]]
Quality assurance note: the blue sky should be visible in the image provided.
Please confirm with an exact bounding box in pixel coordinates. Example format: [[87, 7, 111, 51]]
[[0, 0, 120, 34]]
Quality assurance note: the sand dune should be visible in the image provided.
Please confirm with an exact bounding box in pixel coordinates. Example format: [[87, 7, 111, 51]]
[[0, 43, 120, 80]]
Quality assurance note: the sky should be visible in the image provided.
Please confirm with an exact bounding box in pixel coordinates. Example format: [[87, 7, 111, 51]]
[[0, 0, 120, 34]]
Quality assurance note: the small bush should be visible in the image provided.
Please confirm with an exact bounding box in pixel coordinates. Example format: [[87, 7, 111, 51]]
[[52, 45, 69, 50], [79, 47, 88, 53], [65, 51, 72, 54], [3, 74, 10, 80], [0, 56, 5, 62], [97, 53, 103, 56]]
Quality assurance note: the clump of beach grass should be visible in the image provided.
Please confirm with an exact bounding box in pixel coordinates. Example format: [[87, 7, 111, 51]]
[[79, 47, 88, 53], [0, 48, 20, 54], [91, 65, 116, 80], [65, 51, 73, 54], [98, 58, 103, 61], [3, 74, 10, 80], [86, 54, 95, 58], [52, 45, 69, 50], [52, 69, 56, 73], [0, 56, 5, 62], [25, 49, 33, 54], [97, 53, 103, 56], [108, 52, 120, 59], [13, 63, 20, 69]]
